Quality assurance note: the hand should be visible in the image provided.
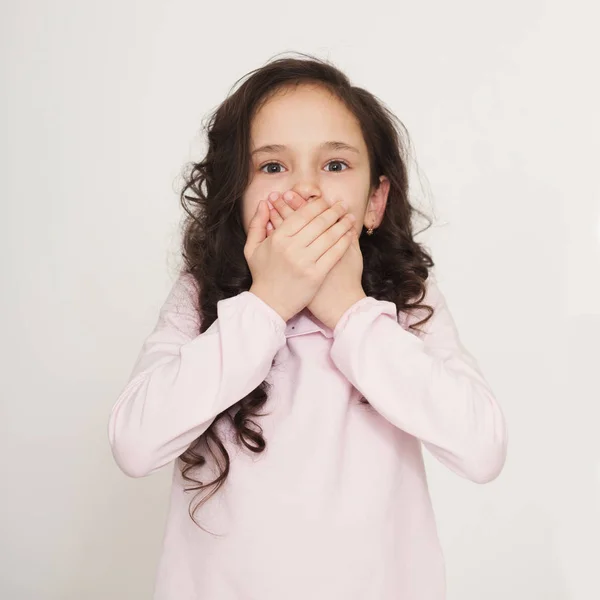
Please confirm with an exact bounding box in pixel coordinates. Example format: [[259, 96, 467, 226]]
[[244, 193, 356, 322], [266, 190, 366, 329]]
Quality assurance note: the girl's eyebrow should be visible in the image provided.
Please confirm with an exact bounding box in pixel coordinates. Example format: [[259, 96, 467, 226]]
[[251, 141, 361, 156]]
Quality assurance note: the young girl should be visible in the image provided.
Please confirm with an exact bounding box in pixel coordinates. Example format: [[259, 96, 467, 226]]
[[108, 54, 508, 600]]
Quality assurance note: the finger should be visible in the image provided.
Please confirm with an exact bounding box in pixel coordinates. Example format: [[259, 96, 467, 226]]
[[281, 190, 307, 211], [268, 202, 284, 228], [305, 211, 355, 260], [271, 195, 296, 220], [295, 200, 350, 249], [274, 197, 342, 238], [315, 226, 355, 274], [264, 192, 283, 232], [245, 200, 269, 251], [270, 190, 306, 230]]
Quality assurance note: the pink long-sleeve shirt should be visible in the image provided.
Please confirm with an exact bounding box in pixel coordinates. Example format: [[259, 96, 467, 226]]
[[108, 271, 507, 600]]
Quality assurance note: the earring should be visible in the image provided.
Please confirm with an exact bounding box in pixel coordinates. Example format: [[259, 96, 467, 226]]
[[366, 226, 374, 235]]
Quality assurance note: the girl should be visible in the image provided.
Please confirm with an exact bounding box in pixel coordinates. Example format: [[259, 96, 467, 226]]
[[108, 53, 508, 600]]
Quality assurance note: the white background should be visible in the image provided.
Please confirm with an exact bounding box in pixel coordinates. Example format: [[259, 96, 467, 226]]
[[2, 1, 599, 598]]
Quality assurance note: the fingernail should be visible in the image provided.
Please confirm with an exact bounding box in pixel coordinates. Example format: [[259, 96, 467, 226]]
[[267, 200, 274, 209], [267, 221, 273, 231], [340, 200, 349, 209], [269, 192, 280, 202], [283, 190, 294, 201]]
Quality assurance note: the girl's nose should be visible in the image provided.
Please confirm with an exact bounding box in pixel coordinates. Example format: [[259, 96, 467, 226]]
[[290, 180, 320, 203]]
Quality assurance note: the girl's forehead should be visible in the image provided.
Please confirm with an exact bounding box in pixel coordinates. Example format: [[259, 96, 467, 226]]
[[251, 87, 365, 150], [255, 86, 351, 122]]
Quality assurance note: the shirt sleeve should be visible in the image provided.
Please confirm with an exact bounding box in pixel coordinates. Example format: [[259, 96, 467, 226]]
[[108, 272, 288, 478], [330, 274, 508, 484]]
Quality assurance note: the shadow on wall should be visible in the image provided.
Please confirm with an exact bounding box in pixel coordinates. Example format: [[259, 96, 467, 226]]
[[445, 313, 600, 600]]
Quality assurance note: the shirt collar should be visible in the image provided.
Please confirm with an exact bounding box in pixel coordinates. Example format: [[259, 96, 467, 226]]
[[284, 308, 333, 339]]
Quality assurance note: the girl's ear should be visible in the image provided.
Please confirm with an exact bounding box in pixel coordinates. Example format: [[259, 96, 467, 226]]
[[363, 175, 390, 231]]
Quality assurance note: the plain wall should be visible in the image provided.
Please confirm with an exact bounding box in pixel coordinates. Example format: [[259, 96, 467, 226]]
[[2, 0, 598, 598]]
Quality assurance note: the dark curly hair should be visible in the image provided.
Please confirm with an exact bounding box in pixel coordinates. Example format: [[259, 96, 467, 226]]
[[176, 52, 436, 528]]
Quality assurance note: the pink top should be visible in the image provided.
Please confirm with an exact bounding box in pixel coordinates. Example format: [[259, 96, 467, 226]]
[[108, 271, 507, 600]]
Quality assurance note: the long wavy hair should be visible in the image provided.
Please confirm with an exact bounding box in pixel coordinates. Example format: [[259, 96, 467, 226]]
[[177, 52, 436, 528]]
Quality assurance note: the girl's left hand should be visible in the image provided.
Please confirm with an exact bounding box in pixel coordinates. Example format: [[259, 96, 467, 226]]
[[266, 191, 366, 329]]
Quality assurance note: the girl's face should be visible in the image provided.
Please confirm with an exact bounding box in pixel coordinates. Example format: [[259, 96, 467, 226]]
[[242, 83, 389, 236]]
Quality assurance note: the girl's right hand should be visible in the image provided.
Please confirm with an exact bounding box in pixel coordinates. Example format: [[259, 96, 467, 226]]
[[244, 194, 356, 322]]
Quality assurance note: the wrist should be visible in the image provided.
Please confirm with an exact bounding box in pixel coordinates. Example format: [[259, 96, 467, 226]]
[[321, 289, 367, 329]]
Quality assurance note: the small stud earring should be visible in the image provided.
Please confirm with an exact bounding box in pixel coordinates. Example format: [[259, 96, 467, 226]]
[[366, 226, 374, 235]]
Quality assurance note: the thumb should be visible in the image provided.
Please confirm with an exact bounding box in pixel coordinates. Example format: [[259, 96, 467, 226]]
[[245, 200, 269, 252]]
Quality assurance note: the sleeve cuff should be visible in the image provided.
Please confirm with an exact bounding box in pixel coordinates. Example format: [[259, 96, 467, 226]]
[[241, 290, 288, 335], [333, 295, 399, 339]]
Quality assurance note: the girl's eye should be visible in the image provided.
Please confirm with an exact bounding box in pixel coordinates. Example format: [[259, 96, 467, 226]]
[[259, 160, 350, 174], [260, 162, 285, 174], [324, 160, 349, 172]]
